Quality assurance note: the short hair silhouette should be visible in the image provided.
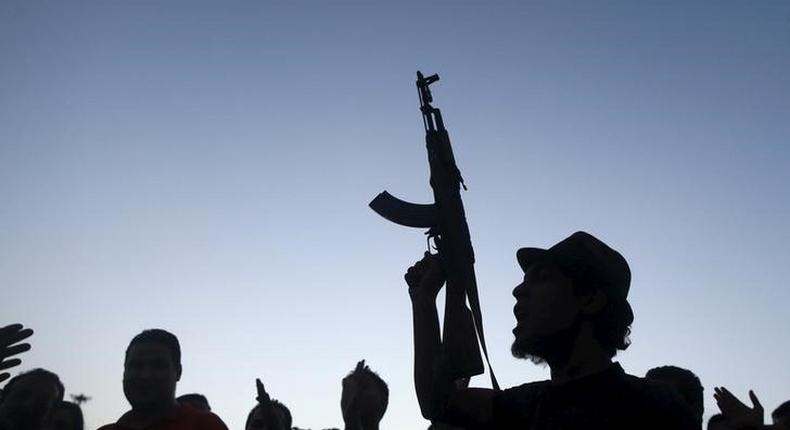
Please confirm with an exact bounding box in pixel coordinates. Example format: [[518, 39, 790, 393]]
[[2, 368, 65, 402], [272, 400, 292, 429], [345, 360, 388, 410], [245, 399, 291, 429], [48, 401, 84, 430], [342, 360, 389, 429], [773, 400, 790, 424], [645, 365, 703, 422], [177, 393, 211, 412], [125, 329, 181, 367]]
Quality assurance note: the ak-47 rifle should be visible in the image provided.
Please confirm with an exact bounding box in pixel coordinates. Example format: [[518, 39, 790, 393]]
[[369, 71, 498, 389]]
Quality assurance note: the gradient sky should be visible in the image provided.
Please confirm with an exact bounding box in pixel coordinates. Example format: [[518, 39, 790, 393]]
[[2, 1, 789, 429]]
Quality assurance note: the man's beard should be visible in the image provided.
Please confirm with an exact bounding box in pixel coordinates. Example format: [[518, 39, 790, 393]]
[[511, 318, 582, 365]]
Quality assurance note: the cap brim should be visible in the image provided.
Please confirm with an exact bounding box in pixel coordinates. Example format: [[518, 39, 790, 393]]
[[517, 247, 555, 272]]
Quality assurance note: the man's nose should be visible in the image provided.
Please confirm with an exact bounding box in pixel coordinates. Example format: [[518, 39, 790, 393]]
[[137, 365, 157, 379], [513, 281, 526, 298]]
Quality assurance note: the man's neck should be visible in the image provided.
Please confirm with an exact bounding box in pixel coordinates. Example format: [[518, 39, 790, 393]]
[[122, 400, 178, 429], [547, 323, 613, 385]]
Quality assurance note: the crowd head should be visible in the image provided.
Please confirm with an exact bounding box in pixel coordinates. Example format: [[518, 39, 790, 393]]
[[0, 368, 64, 430], [341, 360, 388, 430], [123, 329, 182, 412], [511, 231, 633, 364], [646, 365, 704, 424], [177, 393, 211, 412], [773, 400, 790, 429], [43, 401, 84, 430], [245, 399, 292, 430]]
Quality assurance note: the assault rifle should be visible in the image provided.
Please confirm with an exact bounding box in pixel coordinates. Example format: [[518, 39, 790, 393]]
[[369, 72, 498, 389]]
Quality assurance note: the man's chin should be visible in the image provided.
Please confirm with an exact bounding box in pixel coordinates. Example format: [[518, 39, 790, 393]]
[[510, 336, 548, 364], [127, 397, 168, 411]]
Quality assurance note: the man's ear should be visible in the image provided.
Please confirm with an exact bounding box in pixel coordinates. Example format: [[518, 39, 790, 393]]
[[582, 290, 607, 315], [175, 364, 183, 381]]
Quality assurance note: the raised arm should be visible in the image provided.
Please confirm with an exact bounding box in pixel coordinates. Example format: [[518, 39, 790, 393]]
[[405, 253, 494, 427]]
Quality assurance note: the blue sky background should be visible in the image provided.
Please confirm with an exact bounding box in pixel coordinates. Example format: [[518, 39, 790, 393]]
[[2, 1, 789, 429]]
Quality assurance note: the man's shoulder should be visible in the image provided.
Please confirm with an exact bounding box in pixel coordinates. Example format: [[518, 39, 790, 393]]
[[503, 379, 551, 395], [178, 405, 228, 430], [495, 379, 550, 409], [199, 411, 228, 430], [96, 411, 131, 430]]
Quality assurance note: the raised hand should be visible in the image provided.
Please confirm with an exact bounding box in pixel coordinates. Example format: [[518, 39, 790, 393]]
[[341, 360, 367, 408], [256, 378, 272, 405], [252, 378, 284, 430], [0, 324, 33, 384], [341, 361, 367, 430], [714, 386, 764, 428], [405, 252, 446, 300]]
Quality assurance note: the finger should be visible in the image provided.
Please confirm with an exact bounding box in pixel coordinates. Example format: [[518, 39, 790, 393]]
[[0, 358, 22, 371], [1, 343, 31, 358], [749, 390, 763, 409], [718, 387, 736, 401], [0, 328, 33, 347], [0, 324, 24, 335]]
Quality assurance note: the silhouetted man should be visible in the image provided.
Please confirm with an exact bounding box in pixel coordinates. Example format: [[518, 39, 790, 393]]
[[245, 399, 291, 430], [405, 231, 697, 429], [98, 329, 227, 430], [646, 365, 704, 427], [0, 368, 64, 430], [44, 401, 84, 430], [177, 394, 211, 412], [245, 378, 290, 430], [340, 360, 388, 430]]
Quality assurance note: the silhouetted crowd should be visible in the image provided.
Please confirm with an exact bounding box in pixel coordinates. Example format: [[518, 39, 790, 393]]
[[1, 231, 787, 430]]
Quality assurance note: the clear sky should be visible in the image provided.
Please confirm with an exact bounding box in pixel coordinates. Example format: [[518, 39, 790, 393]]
[[1, 1, 789, 429]]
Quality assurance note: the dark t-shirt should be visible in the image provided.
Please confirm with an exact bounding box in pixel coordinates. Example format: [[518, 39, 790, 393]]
[[489, 363, 698, 430], [97, 404, 228, 430]]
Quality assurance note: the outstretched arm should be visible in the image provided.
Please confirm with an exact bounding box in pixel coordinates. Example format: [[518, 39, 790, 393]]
[[405, 254, 494, 427]]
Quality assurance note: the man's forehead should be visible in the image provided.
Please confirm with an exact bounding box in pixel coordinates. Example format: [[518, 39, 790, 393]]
[[524, 261, 560, 276], [126, 342, 172, 359]]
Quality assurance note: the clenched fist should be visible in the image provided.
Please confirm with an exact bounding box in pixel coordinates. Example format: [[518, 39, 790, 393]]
[[405, 252, 446, 301]]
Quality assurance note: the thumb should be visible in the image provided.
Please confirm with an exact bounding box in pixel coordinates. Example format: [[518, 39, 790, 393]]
[[749, 390, 763, 409]]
